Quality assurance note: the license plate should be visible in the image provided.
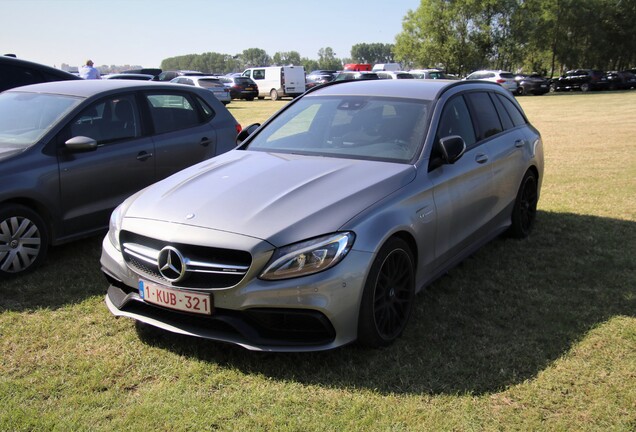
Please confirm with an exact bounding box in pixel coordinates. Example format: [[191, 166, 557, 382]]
[[139, 279, 212, 315], [245, 87, 254, 90]]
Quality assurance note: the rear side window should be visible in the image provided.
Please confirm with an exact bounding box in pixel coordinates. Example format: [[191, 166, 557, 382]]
[[465, 92, 503, 140], [145, 93, 204, 134], [495, 94, 526, 127]]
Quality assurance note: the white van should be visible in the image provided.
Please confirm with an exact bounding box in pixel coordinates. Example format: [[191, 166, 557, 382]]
[[372, 63, 402, 72], [242, 66, 305, 100]]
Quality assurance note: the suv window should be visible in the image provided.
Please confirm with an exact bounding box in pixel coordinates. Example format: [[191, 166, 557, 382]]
[[146, 93, 202, 134], [465, 92, 503, 140], [436, 95, 476, 148], [495, 94, 526, 127]]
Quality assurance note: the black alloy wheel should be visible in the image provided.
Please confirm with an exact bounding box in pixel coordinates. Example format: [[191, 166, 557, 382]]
[[509, 170, 539, 239], [358, 237, 415, 347]]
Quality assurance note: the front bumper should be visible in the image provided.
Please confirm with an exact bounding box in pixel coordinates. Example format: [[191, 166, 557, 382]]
[[101, 231, 373, 352]]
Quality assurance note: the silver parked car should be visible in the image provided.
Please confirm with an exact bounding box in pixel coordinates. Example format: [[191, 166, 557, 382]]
[[0, 80, 241, 277], [465, 69, 519, 93], [170, 76, 231, 105], [102, 79, 543, 352]]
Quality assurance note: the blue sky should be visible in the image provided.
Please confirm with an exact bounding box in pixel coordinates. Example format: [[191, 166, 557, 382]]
[[2, 0, 421, 68]]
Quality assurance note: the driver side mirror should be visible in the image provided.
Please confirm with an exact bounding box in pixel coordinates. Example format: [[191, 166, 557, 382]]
[[439, 135, 466, 164], [236, 123, 261, 146]]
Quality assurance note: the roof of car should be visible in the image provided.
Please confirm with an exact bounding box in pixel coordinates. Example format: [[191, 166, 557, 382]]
[[5, 79, 185, 98], [0, 55, 81, 79], [306, 78, 501, 100]]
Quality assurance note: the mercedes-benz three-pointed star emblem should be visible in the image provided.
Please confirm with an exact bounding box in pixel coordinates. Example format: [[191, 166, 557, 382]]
[[157, 246, 187, 282]]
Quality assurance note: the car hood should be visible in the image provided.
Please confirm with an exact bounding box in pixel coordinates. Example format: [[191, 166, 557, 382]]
[[125, 150, 416, 246], [0, 146, 24, 161]]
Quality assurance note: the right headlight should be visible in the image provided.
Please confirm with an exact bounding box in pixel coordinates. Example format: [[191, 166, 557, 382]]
[[259, 232, 355, 281]]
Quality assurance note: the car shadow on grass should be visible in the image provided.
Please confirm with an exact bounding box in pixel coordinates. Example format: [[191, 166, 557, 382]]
[[135, 211, 635, 395], [0, 235, 104, 312]]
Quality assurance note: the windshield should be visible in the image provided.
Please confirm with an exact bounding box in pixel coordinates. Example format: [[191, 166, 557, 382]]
[[0, 92, 82, 149], [246, 95, 430, 163]]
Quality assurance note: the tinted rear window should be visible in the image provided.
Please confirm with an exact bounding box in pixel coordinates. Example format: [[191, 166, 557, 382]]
[[500, 73, 515, 79]]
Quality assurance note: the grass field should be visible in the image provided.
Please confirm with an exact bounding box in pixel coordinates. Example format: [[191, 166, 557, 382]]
[[1, 91, 635, 431]]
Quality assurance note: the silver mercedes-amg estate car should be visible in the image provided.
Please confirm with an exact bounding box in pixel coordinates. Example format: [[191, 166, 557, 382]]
[[102, 79, 543, 352]]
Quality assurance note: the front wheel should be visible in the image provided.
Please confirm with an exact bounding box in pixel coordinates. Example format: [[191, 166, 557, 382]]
[[358, 238, 415, 348], [0, 204, 49, 277], [580, 83, 590, 92], [270, 89, 279, 101], [508, 170, 538, 239]]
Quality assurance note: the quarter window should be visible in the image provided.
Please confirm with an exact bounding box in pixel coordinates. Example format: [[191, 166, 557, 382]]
[[495, 94, 526, 127]]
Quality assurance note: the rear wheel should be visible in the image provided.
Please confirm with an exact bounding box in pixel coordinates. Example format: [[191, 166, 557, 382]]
[[580, 83, 590, 92], [509, 170, 538, 239], [0, 204, 49, 277], [270, 89, 279, 101], [358, 238, 415, 347]]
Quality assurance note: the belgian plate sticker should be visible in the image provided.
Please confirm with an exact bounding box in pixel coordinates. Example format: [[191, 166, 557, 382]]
[[139, 280, 145, 299]]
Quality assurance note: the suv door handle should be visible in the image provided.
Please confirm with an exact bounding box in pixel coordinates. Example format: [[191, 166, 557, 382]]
[[200, 137, 212, 147], [514, 139, 526, 148], [475, 154, 489, 164], [137, 151, 153, 161]]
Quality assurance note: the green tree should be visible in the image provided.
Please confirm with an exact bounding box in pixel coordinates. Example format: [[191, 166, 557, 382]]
[[317, 47, 342, 70], [240, 48, 271, 68], [272, 51, 302, 65], [350, 43, 395, 64]]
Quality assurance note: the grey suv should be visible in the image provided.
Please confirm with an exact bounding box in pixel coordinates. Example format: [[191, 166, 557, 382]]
[[102, 79, 543, 351]]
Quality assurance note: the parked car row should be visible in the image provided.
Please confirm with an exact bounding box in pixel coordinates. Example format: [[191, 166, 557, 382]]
[[549, 69, 636, 92]]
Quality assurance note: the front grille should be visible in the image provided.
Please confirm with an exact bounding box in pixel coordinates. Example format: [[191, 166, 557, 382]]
[[120, 231, 252, 289]]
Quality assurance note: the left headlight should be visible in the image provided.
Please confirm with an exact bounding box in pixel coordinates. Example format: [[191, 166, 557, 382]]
[[107, 191, 142, 251], [260, 232, 355, 281]]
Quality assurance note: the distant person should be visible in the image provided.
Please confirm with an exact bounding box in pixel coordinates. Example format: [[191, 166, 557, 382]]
[[79, 59, 101, 79]]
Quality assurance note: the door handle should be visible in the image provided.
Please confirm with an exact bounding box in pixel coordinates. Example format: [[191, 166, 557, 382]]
[[475, 154, 489, 164], [514, 139, 525, 148], [137, 151, 153, 161], [200, 137, 213, 147]]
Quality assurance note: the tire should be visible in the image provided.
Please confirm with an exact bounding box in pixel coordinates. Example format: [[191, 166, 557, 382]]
[[508, 170, 538, 239], [270, 89, 279, 101], [0, 204, 49, 277], [358, 237, 415, 348], [517, 86, 525, 96], [245, 96, 255, 101], [580, 83, 590, 92], [549, 84, 557, 93]]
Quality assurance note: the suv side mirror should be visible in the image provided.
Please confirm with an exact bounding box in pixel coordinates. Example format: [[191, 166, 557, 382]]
[[439, 135, 466, 164], [65, 136, 98, 152], [236, 123, 261, 146]]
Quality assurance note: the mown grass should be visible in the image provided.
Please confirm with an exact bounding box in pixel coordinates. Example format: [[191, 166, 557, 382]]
[[1, 91, 635, 431]]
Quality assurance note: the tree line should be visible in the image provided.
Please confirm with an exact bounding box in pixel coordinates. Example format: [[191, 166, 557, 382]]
[[159, 0, 635, 78], [395, 0, 635, 77]]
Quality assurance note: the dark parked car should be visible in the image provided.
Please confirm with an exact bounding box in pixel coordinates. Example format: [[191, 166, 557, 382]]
[[305, 70, 338, 90], [0, 55, 81, 92], [0, 80, 241, 277], [121, 68, 162, 78], [333, 71, 379, 81], [102, 79, 543, 351], [550, 69, 609, 92], [154, 70, 206, 81], [104, 73, 155, 81], [515, 73, 550, 95], [217, 75, 259, 100], [605, 71, 636, 90]]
